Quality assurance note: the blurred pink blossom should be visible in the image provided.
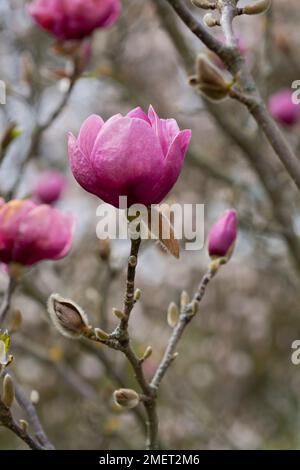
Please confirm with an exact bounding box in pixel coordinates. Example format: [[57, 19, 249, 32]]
[[0, 200, 74, 266], [268, 89, 300, 127], [34, 170, 67, 204], [28, 0, 121, 40], [68, 106, 192, 208]]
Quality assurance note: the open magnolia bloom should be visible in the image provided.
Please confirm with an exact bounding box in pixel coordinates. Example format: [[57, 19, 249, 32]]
[[68, 105, 192, 208], [0, 200, 74, 266], [28, 0, 121, 40]]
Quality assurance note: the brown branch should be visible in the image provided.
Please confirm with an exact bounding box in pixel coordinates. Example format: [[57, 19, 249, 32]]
[[165, 0, 300, 191], [155, 0, 300, 273], [107, 236, 159, 450], [2, 69, 77, 200], [151, 266, 216, 390], [0, 276, 17, 325], [0, 397, 46, 450], [10, 374, 55, 450]]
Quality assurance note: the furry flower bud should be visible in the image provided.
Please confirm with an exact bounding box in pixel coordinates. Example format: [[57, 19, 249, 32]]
[[47, 294, 90, 339], [167, 302, 179, 328], [189, 54, 230, 101], [2, 374, 14, 408], [113, 388, 140, 409]]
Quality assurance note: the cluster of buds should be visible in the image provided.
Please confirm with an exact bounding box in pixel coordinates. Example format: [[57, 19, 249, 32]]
[[191, 0, 271, 33], [189, 54, 232, 101], [191, 0, 271, 16]]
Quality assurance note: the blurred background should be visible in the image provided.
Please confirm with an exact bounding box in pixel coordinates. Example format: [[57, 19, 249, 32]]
[[1, 0, 300, 450]]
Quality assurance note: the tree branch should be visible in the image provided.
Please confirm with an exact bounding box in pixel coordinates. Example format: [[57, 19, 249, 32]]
[[0, 275, 17, 325], [0, 396, 47, 450], [165, 0, 300, 191], [151, 266, 216, 390]]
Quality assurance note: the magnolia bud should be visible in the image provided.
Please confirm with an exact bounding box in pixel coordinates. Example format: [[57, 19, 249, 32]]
[[208, 210, 238, 261], [191, 0, 216, 8], [203, 13, 219, 27], [142, 346, 153, 361], [191, 300, 199, 315], [189, 54, 230, 101], [2, 374, 14, 408], [47, 294, 90, 339], [113, 388, 140, 409], [113, 308, 126, 320], [94, 328, 110, 341], [99, 238, 111, 261], [19, 419, 29, 433], [30, 390, 40, 405], [243, 0, 271, 15], [180, 290, 190, 309], [167, 302, 179, 328], [134, 289, 141, 301]]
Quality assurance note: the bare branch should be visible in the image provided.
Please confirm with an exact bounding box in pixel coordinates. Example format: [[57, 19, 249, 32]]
[[165, 0, 300, 191], [0, 395, 47, 450], [151, 266, 216, 390]]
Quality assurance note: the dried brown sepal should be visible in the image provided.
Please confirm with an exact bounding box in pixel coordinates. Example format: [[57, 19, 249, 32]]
[[146, 206, 180, 259]]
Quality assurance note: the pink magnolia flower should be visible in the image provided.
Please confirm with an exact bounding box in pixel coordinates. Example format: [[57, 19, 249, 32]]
[[34, 170, 67, 204], [68, 106, 192, 208], [0, 200, 74, 266], [208, 210, 237, 258], [268, 89, 300, 127], [28, 0, 121, 41]]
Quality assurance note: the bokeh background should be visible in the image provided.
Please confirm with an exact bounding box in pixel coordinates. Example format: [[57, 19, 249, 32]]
[[1, 0, 300, 450]]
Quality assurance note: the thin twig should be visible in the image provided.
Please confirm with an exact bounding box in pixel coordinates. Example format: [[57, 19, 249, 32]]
[[0, 398, 46, 450], [3, 371, 55, 449], [3, 71, 77, 200], [151, 266, 216, 390], [0, 276, 17, 325]]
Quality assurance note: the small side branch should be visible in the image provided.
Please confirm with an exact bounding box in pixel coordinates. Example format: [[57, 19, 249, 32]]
[[0, 398, 46, 450], [151, 267, 217, 390], [12, 375, 55, 450]]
